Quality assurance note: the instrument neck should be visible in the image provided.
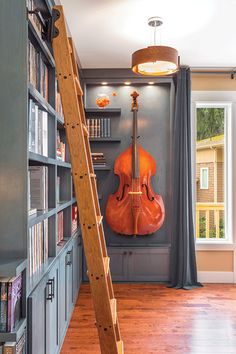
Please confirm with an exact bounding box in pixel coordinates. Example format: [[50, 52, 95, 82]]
[[132, 109, 139, 179]]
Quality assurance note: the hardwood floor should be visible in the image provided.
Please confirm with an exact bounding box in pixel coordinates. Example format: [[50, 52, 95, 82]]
[[61, 283, 236, 354]]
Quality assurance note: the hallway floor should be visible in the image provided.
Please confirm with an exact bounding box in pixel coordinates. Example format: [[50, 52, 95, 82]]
[[61, 283, 236, 354]]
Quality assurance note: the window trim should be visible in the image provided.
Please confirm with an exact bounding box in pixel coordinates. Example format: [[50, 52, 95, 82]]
[[193, 102, 232, 245], [200, 167, 209, 189]]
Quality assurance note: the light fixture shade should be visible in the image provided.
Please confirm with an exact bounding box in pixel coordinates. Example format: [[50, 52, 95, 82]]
[[132, 45, 179, 76]]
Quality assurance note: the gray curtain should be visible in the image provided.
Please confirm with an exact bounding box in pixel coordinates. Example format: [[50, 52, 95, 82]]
[[169, 66, 202, 289]]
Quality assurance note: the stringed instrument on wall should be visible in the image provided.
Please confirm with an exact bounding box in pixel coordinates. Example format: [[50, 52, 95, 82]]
[[106, 91, 165, 236]]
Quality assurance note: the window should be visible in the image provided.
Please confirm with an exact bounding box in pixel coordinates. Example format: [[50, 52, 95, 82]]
[[195, 103, 232, 243], [200, 167, 208, 189]]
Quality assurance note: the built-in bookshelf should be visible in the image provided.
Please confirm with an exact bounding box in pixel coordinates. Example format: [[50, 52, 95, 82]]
[[0, 1, 81, 352], [85, 108, 121, 175]]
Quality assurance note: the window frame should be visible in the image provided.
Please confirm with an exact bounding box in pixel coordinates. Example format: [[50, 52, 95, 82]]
[[194, 102, 232, 245], [200, 167, 209, 190]]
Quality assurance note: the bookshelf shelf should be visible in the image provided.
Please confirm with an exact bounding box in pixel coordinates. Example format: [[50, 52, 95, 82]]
[[94, 165, 111, 171], [28, 19, 55, 67], [0, 318, 27, 343], [89, 138, 121, 143], [85, 108, 121, 114], [29, 151, 56, 165], [0, 259, 27, 278], [56, 160, 71, 168], [28, 83, 56, 116], [57, 200, 73, 212], [28, 208, 56, 228]]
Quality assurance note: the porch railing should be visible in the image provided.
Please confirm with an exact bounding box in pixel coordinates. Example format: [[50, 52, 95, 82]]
[[196, 202, 224, 239]]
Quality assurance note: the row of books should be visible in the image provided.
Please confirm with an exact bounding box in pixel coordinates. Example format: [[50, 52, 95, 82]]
[[92, 152, 107, 167], [0, 330, 26, 354], [57, 205, 78, 245], [28, 99, 48, 156], [29, 220, 48, 277], [56, 131, 66, 162], [28, 40, 48, 101], [86, 118, 111, 138], [28, 166, 48, 213], [0, 274, 22, 333]]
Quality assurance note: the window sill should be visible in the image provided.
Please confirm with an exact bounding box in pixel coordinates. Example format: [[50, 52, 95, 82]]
[[196, 240, 235, 251]]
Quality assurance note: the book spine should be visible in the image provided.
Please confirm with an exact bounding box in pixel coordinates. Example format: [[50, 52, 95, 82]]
[[7, 282, 12, 332], [101, 118, 104, 138], [104, 119, 107, 138], [0, 282, 8, 332], [108, 118, 111, 138]]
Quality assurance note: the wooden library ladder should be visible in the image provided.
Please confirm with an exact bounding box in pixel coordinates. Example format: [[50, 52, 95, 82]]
[[51, 5, 123, 354]]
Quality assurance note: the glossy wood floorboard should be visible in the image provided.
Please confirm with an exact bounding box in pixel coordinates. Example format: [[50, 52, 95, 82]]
[[61, 283, 236, 354]]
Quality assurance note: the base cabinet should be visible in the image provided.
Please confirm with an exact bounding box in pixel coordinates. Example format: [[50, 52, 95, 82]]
[[83, 247, 170, 282], [28, 235, 82, 354], [84, 247, 170, 282]]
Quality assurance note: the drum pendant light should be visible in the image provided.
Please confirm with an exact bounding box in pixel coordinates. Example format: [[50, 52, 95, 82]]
[[132, 17, 179, 76]]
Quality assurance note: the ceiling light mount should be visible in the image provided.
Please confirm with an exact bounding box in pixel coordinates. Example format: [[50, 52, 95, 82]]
[[131, 16, 179, 76], [148, 16, 163, 28]]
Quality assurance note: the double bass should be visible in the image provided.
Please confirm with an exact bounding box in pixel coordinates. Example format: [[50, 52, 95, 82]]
[[106, 91, 165, 236]]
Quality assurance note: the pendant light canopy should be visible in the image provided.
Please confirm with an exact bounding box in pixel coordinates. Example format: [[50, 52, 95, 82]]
[[132, 17, 179, 76]]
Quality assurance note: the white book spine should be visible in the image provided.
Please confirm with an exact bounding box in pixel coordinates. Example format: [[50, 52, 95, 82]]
[[42, 111, 48, 157]]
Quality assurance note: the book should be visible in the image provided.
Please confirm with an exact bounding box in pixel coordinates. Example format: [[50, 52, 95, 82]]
[[0, 278, 10, 332], [29, 166, 48, 211], [28, 99, 36, 153], [72, 205, 78, 235], [40, 60, 48, 101], [57, 211, 64, 245], [42, 111, 48, 157], [8, 275, 22, 332], [56, 176, 60, 203], [55, 80, 63, 118], [56, 131, 66, 161]]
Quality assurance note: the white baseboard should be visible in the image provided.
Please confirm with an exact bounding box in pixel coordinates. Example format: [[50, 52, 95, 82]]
[[197, 271, 234, 283]]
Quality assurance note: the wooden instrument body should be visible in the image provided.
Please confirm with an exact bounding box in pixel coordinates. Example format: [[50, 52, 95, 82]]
[[106, 91, 165, 236], [106, 145, 165, 235]]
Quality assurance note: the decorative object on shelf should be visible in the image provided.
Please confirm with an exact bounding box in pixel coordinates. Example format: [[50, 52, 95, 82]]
[[95, 93, 110, 109], [106, 91, 165, 236], [132, 17, 179, 76]]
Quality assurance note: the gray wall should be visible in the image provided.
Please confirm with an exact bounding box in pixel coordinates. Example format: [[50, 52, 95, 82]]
[[85, 81, 174, 247]]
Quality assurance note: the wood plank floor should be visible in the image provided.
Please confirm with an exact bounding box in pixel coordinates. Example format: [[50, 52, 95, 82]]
[[61, 283, 236, 354]]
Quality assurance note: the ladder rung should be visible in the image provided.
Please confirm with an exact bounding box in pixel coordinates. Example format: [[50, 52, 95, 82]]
[[74, 76, 83, 95], [117, 340, 124, 354], [82, 124, 89, 137], [110, 298, 117, 324], [103, 256, 110, 275], [90, 173, 96, 178], [97, 215, 103, 225]]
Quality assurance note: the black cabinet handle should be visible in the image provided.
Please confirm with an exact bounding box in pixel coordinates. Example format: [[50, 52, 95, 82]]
[[51, 277, 55, 299], [46, 279, 53, 302], [129, 251, 133, 255], [66, 250, 72, 265], [123, 251, 127, 255]]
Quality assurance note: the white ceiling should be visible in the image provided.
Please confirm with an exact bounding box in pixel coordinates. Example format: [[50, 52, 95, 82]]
[[60, 0, 236, 69]]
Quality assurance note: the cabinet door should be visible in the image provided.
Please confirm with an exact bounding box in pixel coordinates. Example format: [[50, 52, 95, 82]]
[[65, 247, 73, 318], [28, 278, 47, 354], [59, 248, 67, 342], [46, 262, 59, 354], [128, 248, 170, 281], [77, 240, 82, 288], [72, 237, 78, 302], [108, 248, 129, 281]]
